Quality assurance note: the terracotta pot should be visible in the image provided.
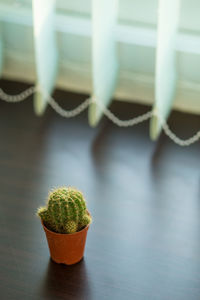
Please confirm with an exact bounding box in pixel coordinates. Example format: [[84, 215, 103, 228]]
[[42, 221, 90, 265]]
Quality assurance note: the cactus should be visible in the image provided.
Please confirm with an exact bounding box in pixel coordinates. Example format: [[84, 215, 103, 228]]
[[37, 187, 92, 234]]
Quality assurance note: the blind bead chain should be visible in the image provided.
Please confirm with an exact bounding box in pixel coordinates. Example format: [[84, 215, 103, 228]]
[[0, 86, 36, 102], [92, 96, 153, 127], [154, 110, 200, 146], [47, 94, 91, 118], [0, 86, 200, 146]]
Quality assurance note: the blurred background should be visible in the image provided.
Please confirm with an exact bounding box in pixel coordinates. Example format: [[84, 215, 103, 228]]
[[1, 0, 200, 117]]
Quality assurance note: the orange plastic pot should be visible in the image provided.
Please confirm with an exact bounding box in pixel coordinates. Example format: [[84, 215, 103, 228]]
[[42, 221, 90, 265]]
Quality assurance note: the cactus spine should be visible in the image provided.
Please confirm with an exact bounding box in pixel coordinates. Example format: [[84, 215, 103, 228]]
[[37, 187, 92, 234]]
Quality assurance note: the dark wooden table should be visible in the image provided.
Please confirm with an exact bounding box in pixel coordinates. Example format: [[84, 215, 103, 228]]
[[1, 80, 200, 300]]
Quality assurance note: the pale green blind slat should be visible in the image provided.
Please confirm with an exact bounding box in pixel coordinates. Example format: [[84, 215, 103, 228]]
[[32, 0, 58, 115], [150, 0, 180, 140], [88, 0, 119, 126]]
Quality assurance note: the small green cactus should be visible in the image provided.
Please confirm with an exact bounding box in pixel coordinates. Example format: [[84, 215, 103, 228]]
[[37, 187, 92, 234]]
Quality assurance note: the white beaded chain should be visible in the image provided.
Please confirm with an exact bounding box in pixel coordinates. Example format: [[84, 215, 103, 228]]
[[48, 94, 91, 118], [154, 110, 200, 146], [0, 86, 36, 102], [0, 86, 200, 146], [91, 96, 153, 127]]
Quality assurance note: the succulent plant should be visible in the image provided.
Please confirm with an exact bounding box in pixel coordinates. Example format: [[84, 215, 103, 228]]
[[37, 187, 92, 234]]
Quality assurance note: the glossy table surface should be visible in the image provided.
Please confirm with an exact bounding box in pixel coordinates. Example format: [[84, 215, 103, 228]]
[[0, 80, 200, 300]]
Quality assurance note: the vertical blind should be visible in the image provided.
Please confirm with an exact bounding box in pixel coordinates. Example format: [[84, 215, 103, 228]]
[[32, 0, 58, 115], [150, 0, 180, 140], [88, 0, 118, 127], [0, 0, 195, 141]]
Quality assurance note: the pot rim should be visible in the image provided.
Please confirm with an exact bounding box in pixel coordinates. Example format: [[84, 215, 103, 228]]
[[41, 219, 90, 236]]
